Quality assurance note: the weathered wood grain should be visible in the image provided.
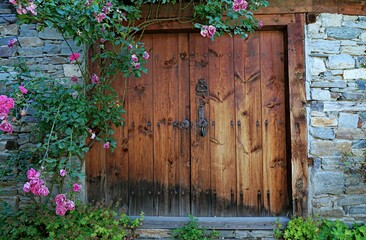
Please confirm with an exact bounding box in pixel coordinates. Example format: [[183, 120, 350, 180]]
[[234, 33, 264, 216], [287, 14, 308, 216], [208, 35, 237, 217], [190, 33, 212, 216], [260, 31, 289, 215]]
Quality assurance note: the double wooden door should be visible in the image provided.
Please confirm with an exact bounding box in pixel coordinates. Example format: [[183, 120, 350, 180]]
[[87, 30, 291, 217]]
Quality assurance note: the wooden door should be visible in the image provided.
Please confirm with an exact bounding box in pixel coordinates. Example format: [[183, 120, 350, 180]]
[[86, 30, 290, 217]]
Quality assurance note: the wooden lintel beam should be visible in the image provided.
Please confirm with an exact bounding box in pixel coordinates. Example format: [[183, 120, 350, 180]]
[[254, 0, 366, 15]]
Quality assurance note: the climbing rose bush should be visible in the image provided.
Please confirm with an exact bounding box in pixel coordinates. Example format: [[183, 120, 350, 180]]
[[3, 0, 268, 216]]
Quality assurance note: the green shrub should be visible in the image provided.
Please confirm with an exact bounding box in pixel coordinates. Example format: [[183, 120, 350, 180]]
[[274, 217, 366, 240], [0, 201, 143, 240], [171, 215, 220, 240]]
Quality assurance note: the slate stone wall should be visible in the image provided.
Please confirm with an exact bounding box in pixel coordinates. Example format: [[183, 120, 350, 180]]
[[0, 0, 83, 207], [306, 13, 366, 222], [1, 2, 366, 223]]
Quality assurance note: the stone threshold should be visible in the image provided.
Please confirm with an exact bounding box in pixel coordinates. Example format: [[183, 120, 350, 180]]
[[133, 217, 289, 239]]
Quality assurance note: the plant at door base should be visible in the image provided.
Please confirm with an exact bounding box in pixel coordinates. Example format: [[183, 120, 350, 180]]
[[3, 0, 268, 215]]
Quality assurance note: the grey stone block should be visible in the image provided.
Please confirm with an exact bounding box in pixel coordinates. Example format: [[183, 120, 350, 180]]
[[38, 27, 63, 40], [352, 140, 366, 149], [0, 14, 17, 24], [335, 128, 365, 140], [326, 27, 361, 39], [18, 36, 44, 47], [310, 40, 340, 53], [314, 207, 345, 218], [311, 81, 347, 88], [310, 127, 335, 140], [310, 140, 351, 157], [0, 46, 16, 57], [327, 54, 355, 69], [339, 113, 359, 128], [342, 92, 366, 100], [356, 80, 365, 90], [43, 43, 61, 54], [313, 171, 345, 195], [18, 47, 43, 55], [348, 206, 366, 215], [338, 195, 366, 206]]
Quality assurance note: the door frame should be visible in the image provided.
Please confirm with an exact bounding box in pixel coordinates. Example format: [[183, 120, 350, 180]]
[[142, 13, 308, 217], [85, 13, 308, 218]]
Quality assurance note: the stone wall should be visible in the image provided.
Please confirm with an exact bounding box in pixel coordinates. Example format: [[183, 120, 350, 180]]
[[0, 0, 83, 207], [1, 0, 366, 224], [306, 13, 366, 222]]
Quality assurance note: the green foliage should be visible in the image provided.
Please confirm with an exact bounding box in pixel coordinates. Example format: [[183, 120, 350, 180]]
[[274, 217, 366, 240], [4, 0, 268, 216], [341, 152, 366, 183], [171, 215, 220, 240], [194, 0, 269, 39], [0, 201, 143, 240]]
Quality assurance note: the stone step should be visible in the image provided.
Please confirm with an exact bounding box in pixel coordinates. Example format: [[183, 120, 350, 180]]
[[132, 216, 288, 240]]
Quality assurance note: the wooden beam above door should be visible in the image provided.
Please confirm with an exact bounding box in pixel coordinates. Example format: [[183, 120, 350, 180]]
[[139, 0, 366, 20]]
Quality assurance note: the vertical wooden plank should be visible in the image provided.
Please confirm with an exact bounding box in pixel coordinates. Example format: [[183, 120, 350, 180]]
[[176, 33, 191, 216], [261, 31, 288, 215], [234, 33, 263, 216], [189, 33, 212, 216], [127, 35, 155, 216], [208, 36, 237, 217], [287, 14, 308, 216], [153, 34, 180, 216], [105, 71, 130, 211], [86, 45, 105, 204]]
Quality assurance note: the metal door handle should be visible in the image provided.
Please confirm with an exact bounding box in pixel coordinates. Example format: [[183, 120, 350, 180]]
[[197, 100, 208, 137]]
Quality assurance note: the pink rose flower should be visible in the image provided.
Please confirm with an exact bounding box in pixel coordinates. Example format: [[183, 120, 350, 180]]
[[0, 106, 10, 116], [131, 54, 138, 62], [56, 205, 67, 216], [29, 178, 44, 186], [55, 194, 67, 205], [31, 183, 41, 195], [233, 0, 247, 11], [128, 44, 133, 51], [37, 185, 49, 196], [27, 168, 40, 180], [18, 85, 28, 94], [72, 183, 81, 192], [0, 121, 13, 134], [207, 25, 216, 38], [91, 73, 100, 84], [9, 0, 17, 5], [7, 38, 17, 48], [64, 200, 75, 211], [4, 97, 14, 109], [0, 95, 7, 104], [69, 52, 80, 62], [143, 51, 150, 60], [95, 13, 106, 23], [258, 20, 263, 29], [106, 1, 112, 7], [102, 6, 109, 14], [90, 132, 96, 139], [60, 169, 67, 177], [103, 142, 110, 149], [0, 113, 7, 120], [26, 3, 37, 15], [200, 25, 208, 38], [23, 182, 31, 192], [134, 62, 140, 69], [71, 76, 78, 82]]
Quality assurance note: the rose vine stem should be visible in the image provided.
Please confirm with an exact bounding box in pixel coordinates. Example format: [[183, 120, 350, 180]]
[[40, 101, 62, 166]]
